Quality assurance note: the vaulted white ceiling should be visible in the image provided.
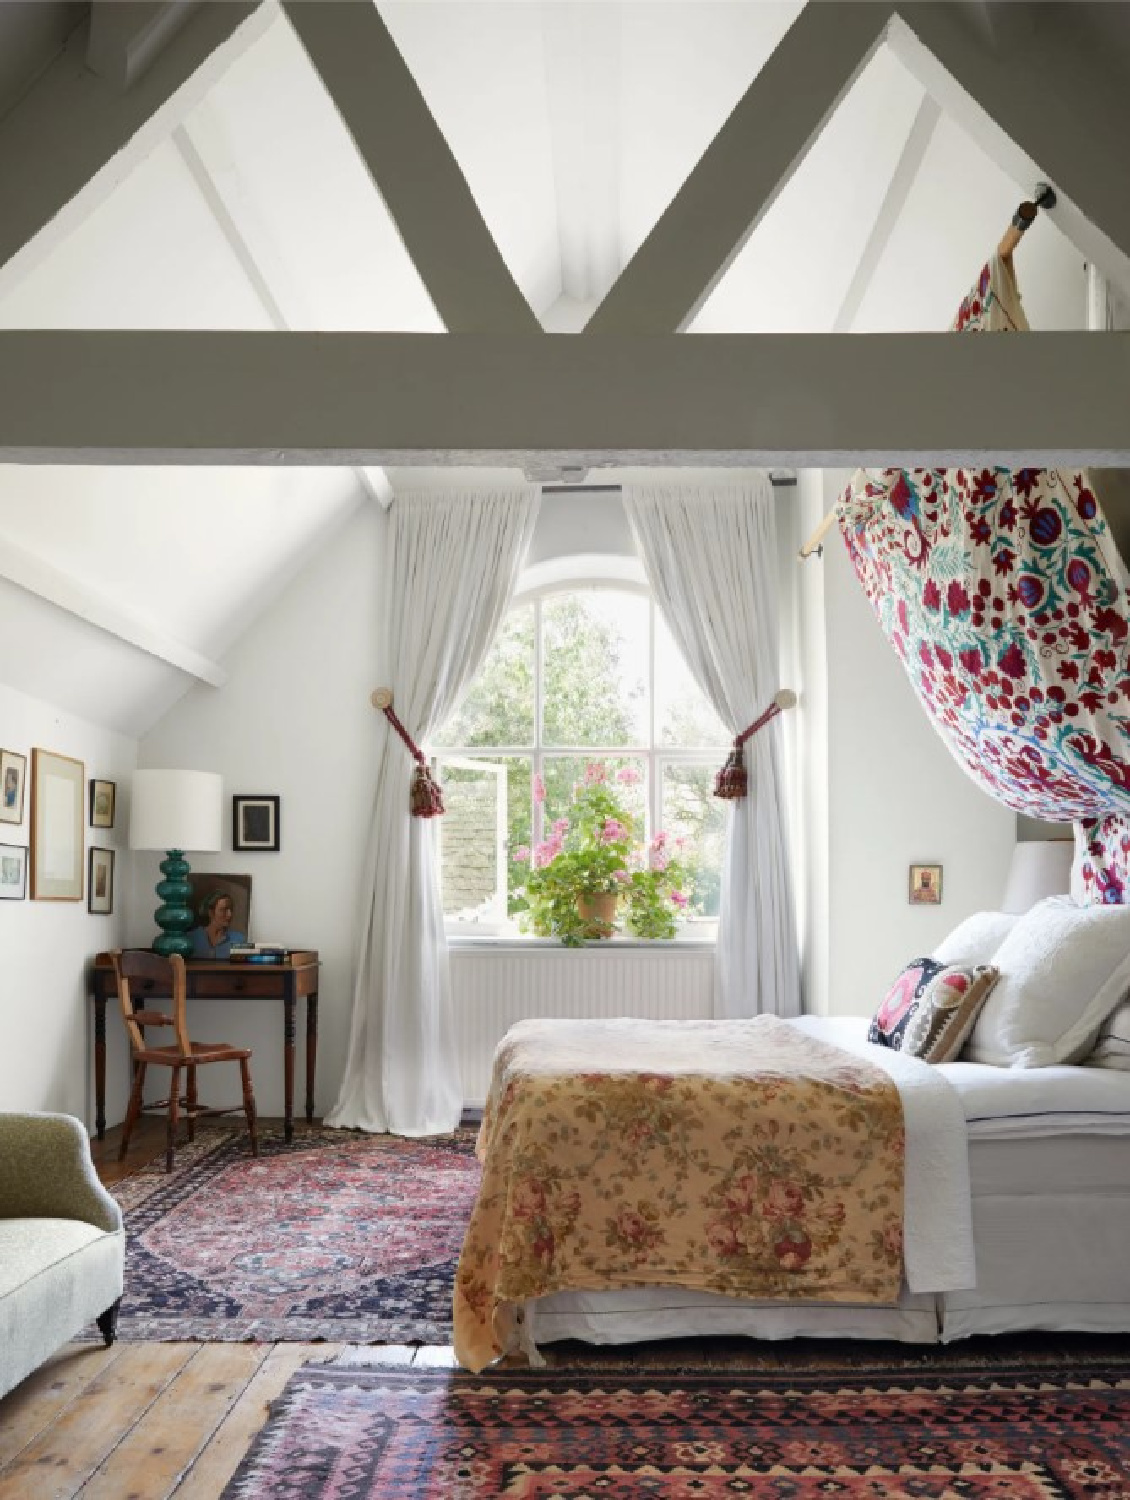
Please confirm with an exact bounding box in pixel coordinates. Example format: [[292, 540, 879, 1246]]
[[0, 0, 1125, 737]]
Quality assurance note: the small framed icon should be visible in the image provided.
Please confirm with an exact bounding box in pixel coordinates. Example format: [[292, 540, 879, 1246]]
[[909, 863, 943, 905]]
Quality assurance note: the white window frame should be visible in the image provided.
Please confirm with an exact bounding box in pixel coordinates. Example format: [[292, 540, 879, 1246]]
[[440, 574, 729, 941]]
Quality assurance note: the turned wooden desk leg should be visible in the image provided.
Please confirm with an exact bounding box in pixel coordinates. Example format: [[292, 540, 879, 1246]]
[[306, 993, 318, 1125], [94, 995, 107, 1140], [284, 994, 296, 1143]]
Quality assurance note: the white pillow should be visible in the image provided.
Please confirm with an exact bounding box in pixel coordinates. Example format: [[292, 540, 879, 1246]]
[[1086, 1000, 1130, 1069], [932, 911, 1020, 968], [965, 897, 1130, 1067]]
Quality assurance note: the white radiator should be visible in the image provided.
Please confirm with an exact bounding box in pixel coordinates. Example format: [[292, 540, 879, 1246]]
[[451, 945, 715, 1106]]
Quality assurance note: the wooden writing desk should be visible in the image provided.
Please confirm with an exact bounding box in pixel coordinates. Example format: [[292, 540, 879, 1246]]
[[90, 951, 320, 1144]]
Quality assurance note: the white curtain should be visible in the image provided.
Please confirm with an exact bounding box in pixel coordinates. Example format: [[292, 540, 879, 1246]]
[[624, 482, 800, 1019], [326, 489, 538, 1136]]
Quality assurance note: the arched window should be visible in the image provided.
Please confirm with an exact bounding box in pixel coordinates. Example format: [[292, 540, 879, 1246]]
[[434, 580, 731, 936]]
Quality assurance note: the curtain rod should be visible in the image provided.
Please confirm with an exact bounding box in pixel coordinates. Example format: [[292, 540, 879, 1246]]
[[543, 475, 797, 495]]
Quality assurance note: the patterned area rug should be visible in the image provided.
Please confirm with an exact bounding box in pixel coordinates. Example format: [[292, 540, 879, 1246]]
[[223, 1346, 1130, 1498], [102, 1126, 480, 1342]]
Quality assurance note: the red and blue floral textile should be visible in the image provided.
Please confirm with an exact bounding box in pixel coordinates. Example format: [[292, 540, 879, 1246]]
[[838, 254, 1130, 903]]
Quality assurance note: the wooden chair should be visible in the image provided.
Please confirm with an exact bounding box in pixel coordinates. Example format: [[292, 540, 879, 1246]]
[[110, 949, 260, 1173]]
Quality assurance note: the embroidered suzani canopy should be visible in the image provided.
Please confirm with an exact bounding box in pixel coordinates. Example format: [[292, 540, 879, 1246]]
[[837, 255, 1130, 903]]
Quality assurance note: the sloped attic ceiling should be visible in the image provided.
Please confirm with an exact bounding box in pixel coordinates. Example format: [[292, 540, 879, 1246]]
[[0, 0, 1127, 739]]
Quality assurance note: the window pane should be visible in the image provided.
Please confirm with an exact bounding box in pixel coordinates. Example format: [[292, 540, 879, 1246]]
[[542, 590, 648, 746], [434, 605, 534, 749], [541, 756, 648, 850], [437, 756, 532, 922], [661, 762, 726, 919], [654, 613, 729, 748]]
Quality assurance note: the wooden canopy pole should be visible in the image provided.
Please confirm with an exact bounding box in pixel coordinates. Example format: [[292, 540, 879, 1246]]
[[798, 183, 1058, 563], [998, 182, 1057, 262]]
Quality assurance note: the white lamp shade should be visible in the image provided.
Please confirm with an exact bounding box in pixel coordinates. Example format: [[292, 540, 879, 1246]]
[[130, 769, 223, 853], [1001, 839, 1074, 914]]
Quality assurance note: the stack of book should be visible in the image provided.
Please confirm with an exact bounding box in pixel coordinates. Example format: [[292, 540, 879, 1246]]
[[228, 943, 291, 965]]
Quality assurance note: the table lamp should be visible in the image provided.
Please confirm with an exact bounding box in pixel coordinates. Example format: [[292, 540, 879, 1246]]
[[1001, 839, 1074, 914], [130, 769, 223, 957]]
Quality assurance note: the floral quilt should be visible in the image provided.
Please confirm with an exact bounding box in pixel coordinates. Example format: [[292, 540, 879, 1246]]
[[453, 1015, 905, 1371], [837, 253, 1130, 902]]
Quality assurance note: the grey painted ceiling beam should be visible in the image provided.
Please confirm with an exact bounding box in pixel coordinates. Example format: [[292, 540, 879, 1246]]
[[0, 1, 267, 298], [1, 329, 1128, 467], [585, 2, 895, 334], [891, 4, 1130, 298], [280, 0, 539, 334], [86, 1, 203, 92]]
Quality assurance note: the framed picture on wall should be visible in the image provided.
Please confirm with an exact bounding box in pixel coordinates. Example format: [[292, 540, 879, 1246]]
[[232, 795, 280, 852], [90, 779, 116, 829], [0, 843, 27, 899], [31, 748, 84, 901], [88, 847, 115, 914], [0, 749, 26, 826], [909, 863, 943, 905]]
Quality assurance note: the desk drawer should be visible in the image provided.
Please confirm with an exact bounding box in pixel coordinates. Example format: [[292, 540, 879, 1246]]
[[192, 972, 284, 999]]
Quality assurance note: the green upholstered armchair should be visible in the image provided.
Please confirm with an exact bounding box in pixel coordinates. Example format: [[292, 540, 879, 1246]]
[[0, 1112, 125, 1400]]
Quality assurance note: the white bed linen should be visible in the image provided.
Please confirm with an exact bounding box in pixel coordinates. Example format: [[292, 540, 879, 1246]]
[[802, 1014, 1130, 1137], [789, 1016, 974, 1293]]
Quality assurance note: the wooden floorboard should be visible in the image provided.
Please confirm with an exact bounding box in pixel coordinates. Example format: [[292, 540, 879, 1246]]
[[0, 1343, 124, 1473], [0, 1344, 197, 1500]]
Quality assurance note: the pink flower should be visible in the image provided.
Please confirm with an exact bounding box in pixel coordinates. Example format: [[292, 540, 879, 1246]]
[[583, 762, 607, 785], [552, 818, 570, 836], [613, 869, 630, 884], [650, 831, 668, 851], [616, 766, 641, 786], [601, 818, 627, 843], [512, 845, 530, 863], [651, 853, 668, 872], [533, 774, 546, 804], [670, 890, 688, 908], [534, 840, 560, 868]]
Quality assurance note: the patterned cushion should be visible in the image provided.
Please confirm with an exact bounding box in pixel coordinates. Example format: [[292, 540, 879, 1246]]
[[869, 960, 998, 1062], [902, 965, 999, 1064]]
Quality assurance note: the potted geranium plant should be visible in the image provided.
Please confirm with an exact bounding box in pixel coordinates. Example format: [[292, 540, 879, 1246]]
[[511, 763, 691, 946]]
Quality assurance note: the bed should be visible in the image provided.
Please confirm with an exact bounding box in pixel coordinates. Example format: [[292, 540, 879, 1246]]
[[452, 898, 1130, 1371], [525, 1017, 1130, 1352]]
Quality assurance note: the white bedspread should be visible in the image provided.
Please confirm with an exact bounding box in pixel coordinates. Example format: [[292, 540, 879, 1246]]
[[791, 1016, 975, 1294]]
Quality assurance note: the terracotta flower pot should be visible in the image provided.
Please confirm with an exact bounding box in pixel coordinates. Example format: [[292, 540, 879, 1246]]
[[576, 892, 618, 939]]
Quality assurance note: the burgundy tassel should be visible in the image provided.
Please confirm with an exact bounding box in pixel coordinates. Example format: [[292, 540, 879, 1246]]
[[410, 762, 446, 819], [372, 690, 446, 819], [714, 694, 795, 801], [713, 746, 748, 800]]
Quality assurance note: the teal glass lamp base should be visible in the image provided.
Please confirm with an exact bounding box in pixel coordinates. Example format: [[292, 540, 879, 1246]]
[[153, 849, 196, 959]]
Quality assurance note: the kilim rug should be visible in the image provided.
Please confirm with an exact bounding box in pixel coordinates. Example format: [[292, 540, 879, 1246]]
[[223, 1342, 1130, 1499], [97, 1125, 480, 1342]]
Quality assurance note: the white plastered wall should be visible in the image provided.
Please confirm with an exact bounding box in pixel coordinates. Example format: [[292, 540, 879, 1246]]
[[127, 501, 382, 1121], [0, 681, 135, 1124]]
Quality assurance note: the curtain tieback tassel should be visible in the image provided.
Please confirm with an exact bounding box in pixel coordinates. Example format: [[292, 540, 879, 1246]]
[[371, 688, 446, 818], [714, 689, 798, 801]]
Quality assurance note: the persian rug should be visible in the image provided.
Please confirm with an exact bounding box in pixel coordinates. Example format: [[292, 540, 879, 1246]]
[[223, 1342, 1130, 1498], [98, 1125, 480, 1342]]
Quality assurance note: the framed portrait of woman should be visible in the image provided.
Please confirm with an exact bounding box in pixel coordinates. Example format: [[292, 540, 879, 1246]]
[[184, 872, 253, 958]]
